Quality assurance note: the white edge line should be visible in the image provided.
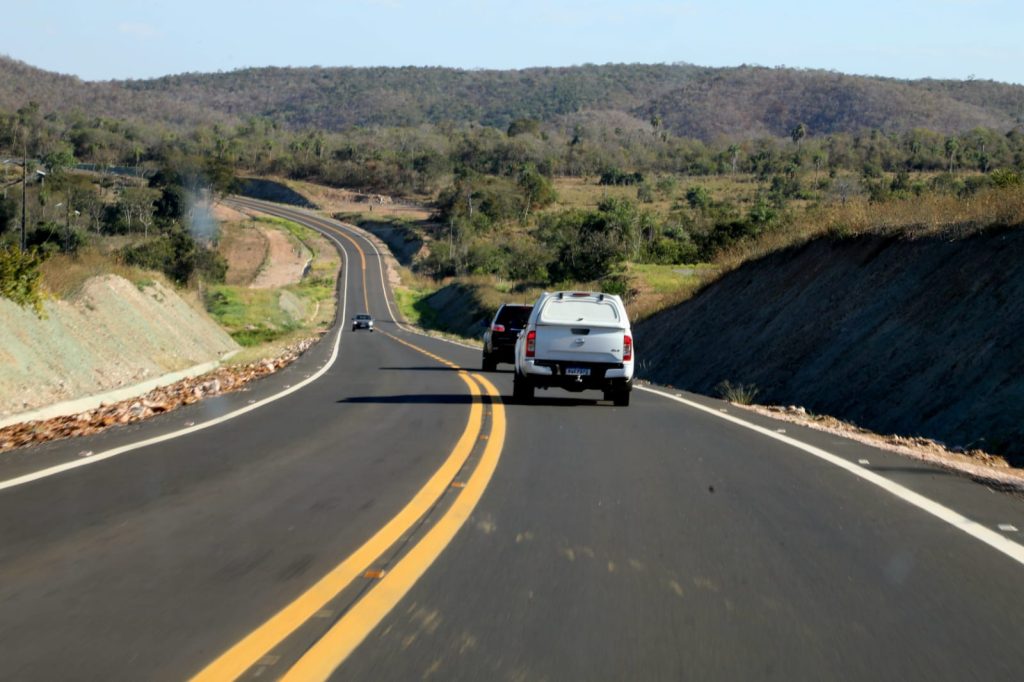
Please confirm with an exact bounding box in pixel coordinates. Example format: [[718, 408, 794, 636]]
[[0, 226, 351, 493], [636, 384, 1024, 567]]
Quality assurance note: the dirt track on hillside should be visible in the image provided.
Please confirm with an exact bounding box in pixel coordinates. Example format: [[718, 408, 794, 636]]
[[249, 227, 310, 289]]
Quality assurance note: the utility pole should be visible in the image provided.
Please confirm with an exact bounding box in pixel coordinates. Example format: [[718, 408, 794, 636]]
[[21, 150, 27, 253]]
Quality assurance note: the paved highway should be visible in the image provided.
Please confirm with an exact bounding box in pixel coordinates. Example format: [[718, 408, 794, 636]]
[[0, 198, 1022, 681]]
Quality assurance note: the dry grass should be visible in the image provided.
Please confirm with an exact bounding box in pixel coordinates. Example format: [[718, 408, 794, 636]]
[[219, 219, 269, 286], [39, 247, 168, 300], [280, 177, 433, 221], [716, 185, 1024, 274], [624, 263, 717, 322], [550, 174, 764, 219]]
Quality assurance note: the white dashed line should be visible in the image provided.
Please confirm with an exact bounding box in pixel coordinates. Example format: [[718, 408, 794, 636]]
[[637, 385, 1024, 567]]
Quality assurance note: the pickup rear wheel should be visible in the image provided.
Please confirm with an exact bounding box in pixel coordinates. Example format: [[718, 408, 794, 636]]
[[513, 373, 534, 403], [605, 389, 630, 407]]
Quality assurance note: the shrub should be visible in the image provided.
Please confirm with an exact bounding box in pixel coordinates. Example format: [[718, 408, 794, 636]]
[[0, 245, 45, 315], [122, 229, 227, 285], [27, 222, 84, 255], [685, 186, 711, 210], [716, 380, 760, 405]]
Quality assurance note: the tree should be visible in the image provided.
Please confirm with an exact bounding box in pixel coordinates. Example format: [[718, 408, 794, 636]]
[[516, 164, 557, 220], [0, 197, 17, 236], [42, 144, 76, 178], [0, 244, 44, 314], [155, 184, 188, 221], [650, 114, 662, 136], [791, 122, 807, 148], [117, 187, 157, 235], [507, 118, 541, 137], [728, 144, 741, 174], [204, 156, 236, 196], [685, 185, 711, 210], [945, 137, 960, 173], [71, 183, 104, 233]]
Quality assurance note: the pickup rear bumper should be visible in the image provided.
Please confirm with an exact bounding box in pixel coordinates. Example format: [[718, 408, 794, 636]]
[[519, 359, 633, 392]]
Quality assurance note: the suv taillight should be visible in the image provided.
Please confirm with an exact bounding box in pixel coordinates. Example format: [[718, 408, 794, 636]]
[[492, 324, 505, 332], [526, 330, 536, 358], [623, 334, 632, 361]]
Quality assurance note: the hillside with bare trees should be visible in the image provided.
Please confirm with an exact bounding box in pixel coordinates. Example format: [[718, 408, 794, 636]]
[[3, 57, 1022, 139]]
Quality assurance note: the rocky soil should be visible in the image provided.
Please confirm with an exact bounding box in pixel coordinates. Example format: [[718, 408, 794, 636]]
[[0, 338, 317, 452]]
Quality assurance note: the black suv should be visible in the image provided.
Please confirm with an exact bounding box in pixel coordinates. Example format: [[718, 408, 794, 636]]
[[482, 303, 532, 371]]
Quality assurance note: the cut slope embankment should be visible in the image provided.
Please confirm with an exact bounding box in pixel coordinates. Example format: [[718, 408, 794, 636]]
[[0, 275, 238, 420], [635, 229, 1024, 463]]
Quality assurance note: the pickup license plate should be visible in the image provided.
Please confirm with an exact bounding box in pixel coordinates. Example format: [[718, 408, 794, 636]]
[[565, 367, 591, 376]]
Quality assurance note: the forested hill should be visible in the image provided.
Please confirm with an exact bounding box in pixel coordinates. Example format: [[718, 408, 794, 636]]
[[3, 56, 1023, 139], [0, 57, 231, 130]]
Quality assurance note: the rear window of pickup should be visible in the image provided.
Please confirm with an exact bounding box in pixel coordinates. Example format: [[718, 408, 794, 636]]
[[539, 298, 620, 323]]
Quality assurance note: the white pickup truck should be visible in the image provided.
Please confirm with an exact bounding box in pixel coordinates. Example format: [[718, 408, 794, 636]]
[[513, 291, 634, 406]]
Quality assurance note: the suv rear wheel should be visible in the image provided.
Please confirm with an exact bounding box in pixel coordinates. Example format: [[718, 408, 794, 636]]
[[482, 353, 497, 372]]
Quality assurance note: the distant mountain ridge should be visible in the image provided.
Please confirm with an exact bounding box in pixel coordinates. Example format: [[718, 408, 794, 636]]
[[2, 56, 1022, 139]]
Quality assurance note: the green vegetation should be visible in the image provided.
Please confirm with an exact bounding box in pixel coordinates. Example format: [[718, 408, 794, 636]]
[[5, 57, 1022, 140], [395, 286, 441, 331], [0, 246, 44, 314], [3, 56, 1023, 339], [122, 229, 227, 285], [204, 217, 336, 348]]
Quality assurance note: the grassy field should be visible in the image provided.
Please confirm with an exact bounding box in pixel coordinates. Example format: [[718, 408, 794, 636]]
[[549, 174, 764, 218], [623, 262, 717, 321]]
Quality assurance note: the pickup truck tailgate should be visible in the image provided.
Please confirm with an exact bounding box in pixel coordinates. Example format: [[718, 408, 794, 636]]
[[535, 323, 625, 364]]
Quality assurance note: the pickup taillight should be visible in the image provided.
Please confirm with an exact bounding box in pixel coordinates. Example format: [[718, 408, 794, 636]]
[[623, 334, 633, 361], [525, 330, 536, 357]]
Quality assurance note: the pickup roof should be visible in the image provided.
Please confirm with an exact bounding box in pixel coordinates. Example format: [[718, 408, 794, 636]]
[[513, 291, 634, 406]]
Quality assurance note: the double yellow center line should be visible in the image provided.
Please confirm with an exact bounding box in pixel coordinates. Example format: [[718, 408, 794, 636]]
[[193, 202, 505, 681]]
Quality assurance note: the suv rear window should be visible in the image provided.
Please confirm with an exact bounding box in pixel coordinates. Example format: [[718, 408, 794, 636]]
[[497, 306, 532, 327], [540, 298, 620, 323]]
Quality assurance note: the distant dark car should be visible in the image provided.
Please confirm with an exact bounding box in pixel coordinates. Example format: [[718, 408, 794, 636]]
[[352, 313, 374, 331], [482, 303, 532, 370]]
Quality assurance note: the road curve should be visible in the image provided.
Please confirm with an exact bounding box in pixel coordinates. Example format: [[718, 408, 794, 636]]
[[0, 199, 1021, 681]]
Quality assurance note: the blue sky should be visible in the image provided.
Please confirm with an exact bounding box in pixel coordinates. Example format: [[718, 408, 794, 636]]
[[2, 0, 1021, 84]]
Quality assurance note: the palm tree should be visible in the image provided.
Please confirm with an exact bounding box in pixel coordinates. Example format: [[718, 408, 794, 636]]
[[791, 123, 807, 148]]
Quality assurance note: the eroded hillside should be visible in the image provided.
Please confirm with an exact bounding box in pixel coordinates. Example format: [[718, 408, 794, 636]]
[[0, 276, 237, 419], [636, 229, 1024, 463]]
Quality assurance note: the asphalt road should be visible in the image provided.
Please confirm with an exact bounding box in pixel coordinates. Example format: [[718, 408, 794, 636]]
[[0, 198, 1022, 681]]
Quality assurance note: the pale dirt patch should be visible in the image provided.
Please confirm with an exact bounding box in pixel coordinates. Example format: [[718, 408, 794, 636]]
[[249, 226, 310, 289], [212, 202, 247, 222], [219, 220, 269, 286]]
